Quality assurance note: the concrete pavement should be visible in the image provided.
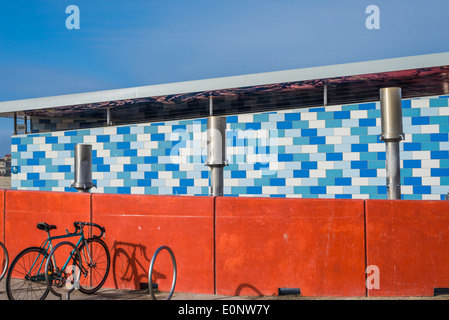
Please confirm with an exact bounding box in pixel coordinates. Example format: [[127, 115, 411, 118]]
[[1, 279, 449, 300]]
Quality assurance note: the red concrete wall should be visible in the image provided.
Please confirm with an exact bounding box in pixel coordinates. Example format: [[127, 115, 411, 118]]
[[4, 190, 91, 260], [5, 189, 449, 297], [215, 197, 366, 296], [366, 199, 449, 297], [91, 193, 215, 294]]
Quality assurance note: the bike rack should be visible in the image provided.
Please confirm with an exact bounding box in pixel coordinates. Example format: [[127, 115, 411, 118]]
[[0, 241, 9, 281], [148, 245, 177, 300]]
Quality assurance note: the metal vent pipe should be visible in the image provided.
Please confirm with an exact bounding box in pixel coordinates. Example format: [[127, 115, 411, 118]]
[[206, 116, 227, 196], [379, 87, 404, 200], [71, 144, 95, 193]]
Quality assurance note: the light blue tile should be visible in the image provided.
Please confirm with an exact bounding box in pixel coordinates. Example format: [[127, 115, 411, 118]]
[[432, 185, 447, 194], [238, 178, 254, 186], [103, 157, 117, 164], [89, 128, 104, 135], [421, 108, 440, 116], [343, 186, 360, 194], [260, 122, 277, 130], [26, 144, 40, 151], [334, 144, 351, 152], [317, 128, 333, 136], [277, 171, 293, 178], [187, 186, 203, 194], [160, 187, 174, 194], [269, 113, 286, 122], [110, 135, 124, 142], [186, 171, 202, 179], [21, 152, 33, 159], [341, 119, 358, 128], [39, 173, 53, 180], [58, 150, 72, 158], [342, 169, 359, 177], [367, 127, 381, 135], [103, 172, 117, 180], [52, 158, 67, 165], [301, 178, 318, 186], [278, 186, 294, 194], [402, 117, 411, 126], [342, 136, 359, 144], [96, 180, 110, 187], [309, 153, 326, 161], [284, 129, 300, 137], [130, 126, 145, 134], [58, 136, 71, 144], [440, 142, 449, 150], [368, 177, 385, 185]]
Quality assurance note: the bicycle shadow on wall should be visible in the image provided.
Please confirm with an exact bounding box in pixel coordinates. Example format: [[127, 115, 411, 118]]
[[235, 283, 264, 297], [111, 241, 167, 291]]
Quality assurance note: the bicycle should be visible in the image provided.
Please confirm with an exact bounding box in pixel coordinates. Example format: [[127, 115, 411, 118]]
[[0, 241, 8, 281], [5, 221, 111, 300]]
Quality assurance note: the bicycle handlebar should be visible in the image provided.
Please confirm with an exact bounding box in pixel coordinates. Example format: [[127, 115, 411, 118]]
[[74, 221, 106, 239]]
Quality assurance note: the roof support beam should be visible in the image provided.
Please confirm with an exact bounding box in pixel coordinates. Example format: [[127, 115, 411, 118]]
[[323, 84, 328, 106], [13, 113, 17, 135], [106, 107, 112, 126]]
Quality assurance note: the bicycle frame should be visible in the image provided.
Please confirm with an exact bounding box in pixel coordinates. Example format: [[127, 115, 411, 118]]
[[27, 227, 92, 282]]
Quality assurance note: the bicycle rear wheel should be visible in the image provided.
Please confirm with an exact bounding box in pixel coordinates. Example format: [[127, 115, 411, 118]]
[[6, 247, 51, 300], [77, 238, 110, 294], [45, 241, 82, 299], [0, 241, 9, 281]]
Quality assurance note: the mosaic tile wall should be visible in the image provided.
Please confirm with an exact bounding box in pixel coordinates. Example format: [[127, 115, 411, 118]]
[[11, 95, 449, 199]]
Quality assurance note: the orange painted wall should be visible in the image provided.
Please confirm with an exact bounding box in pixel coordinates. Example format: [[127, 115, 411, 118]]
[[366, 199, 449, 297], [215, 197, 366, 296], [5, 189, 449, 297], [91, 193, 215, 294], [4, 190, 91, 260]]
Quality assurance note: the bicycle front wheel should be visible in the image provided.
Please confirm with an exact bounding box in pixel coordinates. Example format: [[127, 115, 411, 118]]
[[78, 238, 110, 294], [6, 247, 51, 300], [0, 241, 9, 281]]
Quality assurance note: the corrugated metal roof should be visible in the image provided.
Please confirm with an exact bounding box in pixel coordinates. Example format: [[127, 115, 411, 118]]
[[1, 52, 448, 128]]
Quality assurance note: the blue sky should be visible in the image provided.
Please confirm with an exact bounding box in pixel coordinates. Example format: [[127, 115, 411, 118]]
[[0, 0, 448, 156]]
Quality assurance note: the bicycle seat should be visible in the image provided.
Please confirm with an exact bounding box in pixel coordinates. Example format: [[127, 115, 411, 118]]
[[36, 222, 57, 232]]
